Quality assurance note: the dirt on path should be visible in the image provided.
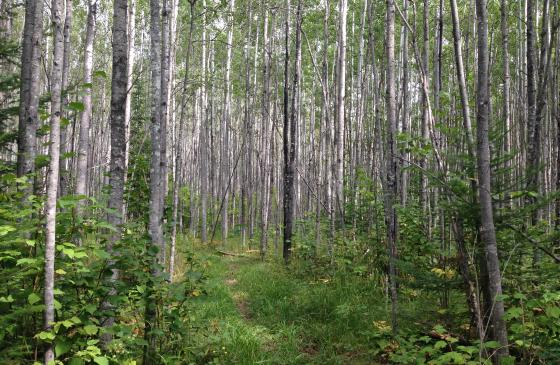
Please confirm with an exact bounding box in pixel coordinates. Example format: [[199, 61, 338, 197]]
[[224, 258, 252, 320]]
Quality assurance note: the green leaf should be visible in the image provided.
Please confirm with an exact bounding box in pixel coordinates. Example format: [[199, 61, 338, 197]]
[[545, 306, 560, 318], [434, 340, 448, 350], [55, 340, 71, 357], [483, 341, 500, 349], [93, 356, 109, 365], [93, 70, 107, 78], [16, 257, 39, 266], [501, 356, 516, 365], [28, 293, 41, 305], [0, 225, 16, 236], [36, 331, 55, 341], [85, 304, 97, 314], [0, 295, 14, 303], [504, 306, 523, 320], [83, 324, 98, 335], [436, 351, 467, 364]]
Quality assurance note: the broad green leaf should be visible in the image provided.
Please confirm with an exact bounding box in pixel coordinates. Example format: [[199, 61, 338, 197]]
[[0, 225, 15, 236], [55, 340, 71, 357], [434, 340, 447, 350], [93, 356, 109, 365], [28, 293, 41, 305], [36, 331, 55, 341], [83, 324, 98, 335]]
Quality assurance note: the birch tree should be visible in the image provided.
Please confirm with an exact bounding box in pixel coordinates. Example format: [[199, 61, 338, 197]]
[[76, 0, 97, 210], [43, 0, 65, 361], [103, 0, 128, 345]]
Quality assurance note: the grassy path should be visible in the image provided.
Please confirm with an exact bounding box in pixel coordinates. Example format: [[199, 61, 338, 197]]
[[182, 249, 383, 364]]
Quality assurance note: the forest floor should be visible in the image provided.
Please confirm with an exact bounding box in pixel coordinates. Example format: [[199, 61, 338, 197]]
[[183, 245, 383, 364]]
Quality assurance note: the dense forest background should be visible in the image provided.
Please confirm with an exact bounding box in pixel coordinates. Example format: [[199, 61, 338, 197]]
[[0, 0, 559, 363]]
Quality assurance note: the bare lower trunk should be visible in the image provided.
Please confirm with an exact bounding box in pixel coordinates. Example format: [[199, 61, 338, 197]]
[[123, 0, 136, 210], [260, 7, 271, 258], [475, 0, 509, 357], [76, 0, 97, 210], [221, 0, 235, 246], [170, 0, 194, 278], [450, 0, 482, 343], [385, 0, 399, 333], [145, 0, 163, 361], [59, 0, 72, 197], [200, 0, 208, 243], [17, 0, 43, 188], [43, 0, 65, 361], [334, 0, 347, 227], [103, 0, 128, 347]]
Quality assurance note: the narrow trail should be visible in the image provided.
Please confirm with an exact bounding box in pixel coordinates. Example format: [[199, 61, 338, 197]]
[[188, 250, 380, 364], [224, 259, 252, 321]]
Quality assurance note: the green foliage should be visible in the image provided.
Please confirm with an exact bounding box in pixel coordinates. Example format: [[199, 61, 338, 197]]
[[0, 168, 207, 363]]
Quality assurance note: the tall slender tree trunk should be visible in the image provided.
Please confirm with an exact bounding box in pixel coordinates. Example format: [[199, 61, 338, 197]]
[[145, 0, 163, 361], [124, 0, 136, 202], [384, 0, 399, 333], [103, 0, 128, 347], [420, 0, 430, 219], [200, 0, 208, 243], [170, 0, 195, 278], [260, 6, 271, 258], [221, 0, 235, 246], [59, 0, 72, 197], [159, 0, 171, 267], [283, 0, 302, 263], [449, 0, 483, 343], [43, 0, 65, 361], [526, 0, 539, 212], [76, 0, 97, 212], [475, 0, 509, 357], [400, 0, 409, 206], [17, 0, 43, 188], [500, 0, 512, 203], [322, 0, 334, 257], [334, 0, 347, 227]]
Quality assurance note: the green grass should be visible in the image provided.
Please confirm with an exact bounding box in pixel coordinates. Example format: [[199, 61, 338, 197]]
[[178, 238, 387, 364]]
